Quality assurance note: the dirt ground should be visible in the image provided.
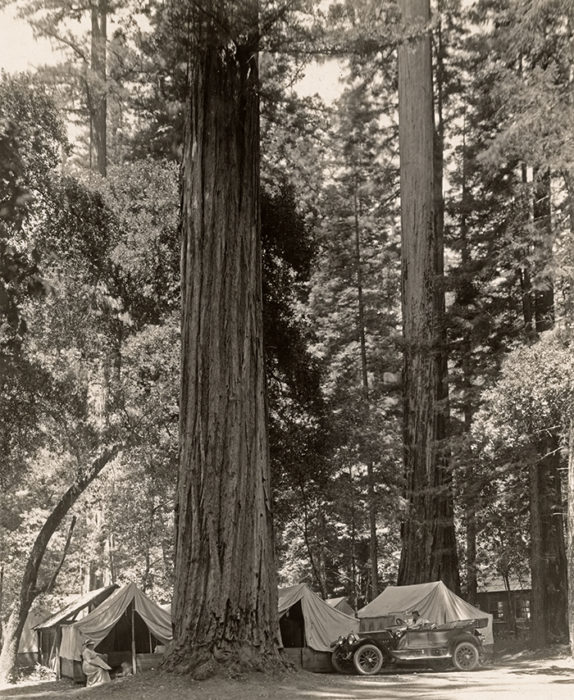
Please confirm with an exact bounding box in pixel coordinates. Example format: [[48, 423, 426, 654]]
[[2, 647, 574, 700]]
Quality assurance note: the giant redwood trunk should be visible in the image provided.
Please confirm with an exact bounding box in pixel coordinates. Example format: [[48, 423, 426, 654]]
[[166, 1, 281, 677], [564, 186, 574, 656], [396, 0, 458, 589], [568, 420, 574, 657]]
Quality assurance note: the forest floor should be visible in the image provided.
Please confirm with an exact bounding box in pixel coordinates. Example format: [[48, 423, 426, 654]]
[[2, 644, 573, 700]]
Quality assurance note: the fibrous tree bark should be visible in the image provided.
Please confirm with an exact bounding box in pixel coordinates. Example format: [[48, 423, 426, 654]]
[[396, 0, 459, 589], [568, 420, 574, 657], [166, 0, 282, 677], [529, 432, 567, 645]]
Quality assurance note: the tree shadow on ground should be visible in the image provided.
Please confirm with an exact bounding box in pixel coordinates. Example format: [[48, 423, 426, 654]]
[[0, 680, 83, 699], [508, 665, 574, 677], [2, 659, 574, 700]]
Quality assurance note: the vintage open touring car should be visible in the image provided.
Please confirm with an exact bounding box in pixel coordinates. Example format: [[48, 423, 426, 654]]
[[331, 617, 488, 675]]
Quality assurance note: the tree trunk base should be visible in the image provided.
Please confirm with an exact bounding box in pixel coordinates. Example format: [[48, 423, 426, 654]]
[[163, 642, 288, 679]]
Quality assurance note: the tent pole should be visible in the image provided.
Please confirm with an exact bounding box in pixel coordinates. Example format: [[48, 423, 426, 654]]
[[131, 604, 137, 675], [53, 628, 61, 680]]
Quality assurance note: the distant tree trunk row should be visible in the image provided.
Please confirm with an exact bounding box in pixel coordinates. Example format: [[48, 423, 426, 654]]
[[90, 0, 107, 176], [353, 178, 379, 600]]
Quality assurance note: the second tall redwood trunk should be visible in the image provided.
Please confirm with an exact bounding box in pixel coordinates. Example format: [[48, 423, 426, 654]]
[[396, 0, 458, 589]]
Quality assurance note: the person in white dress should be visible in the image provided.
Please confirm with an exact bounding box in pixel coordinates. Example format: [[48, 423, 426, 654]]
[[81, 639, 112, 687]]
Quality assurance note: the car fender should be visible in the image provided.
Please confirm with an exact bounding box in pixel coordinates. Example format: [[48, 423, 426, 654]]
[[353, 635, 380, 648], [353, 635, 394, 662], [448, 631, 480, 654]]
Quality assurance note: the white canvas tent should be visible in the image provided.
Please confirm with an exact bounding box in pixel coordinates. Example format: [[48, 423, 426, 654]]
[[15, 609, 47, 667], [358, 581, 494, 645], [59, 582, 172, 677], [326, 596, 355, 617], [278, 583, 358, 653], [34, 585, 119, 671], [35, 586, 118, 634]]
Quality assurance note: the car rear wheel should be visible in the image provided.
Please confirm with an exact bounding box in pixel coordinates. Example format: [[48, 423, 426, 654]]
[[452, 641, 480, 671], [353, 643, 384, 675]]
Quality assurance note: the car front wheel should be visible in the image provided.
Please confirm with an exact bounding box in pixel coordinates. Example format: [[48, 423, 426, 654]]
[[353, 643, 384, 675], [331, 648, 354, 674], [452, 641, 480, 671]]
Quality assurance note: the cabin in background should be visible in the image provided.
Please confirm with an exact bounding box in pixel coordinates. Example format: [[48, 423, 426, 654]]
[[476, 577, 531, 636]]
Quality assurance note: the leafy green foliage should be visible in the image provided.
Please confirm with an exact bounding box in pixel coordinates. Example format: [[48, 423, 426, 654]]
[[0, 75, 67, 501], [475, 332, 574, 450], [467, 331, 574, 588], [0, 73, 65, 353]]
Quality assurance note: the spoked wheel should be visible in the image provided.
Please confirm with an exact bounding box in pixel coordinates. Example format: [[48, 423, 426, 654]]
[[452, 641, 480, 671], [353, 643, 384, 675], [331, 648, 354, 674]]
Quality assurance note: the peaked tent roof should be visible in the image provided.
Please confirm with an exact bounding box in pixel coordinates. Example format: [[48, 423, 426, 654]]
[[35, 585, 119, 631], [358, 581, 493, 644], [326, 597, 355, 616], [60, 582, 172, 660], [278, 583, 358, 652]]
